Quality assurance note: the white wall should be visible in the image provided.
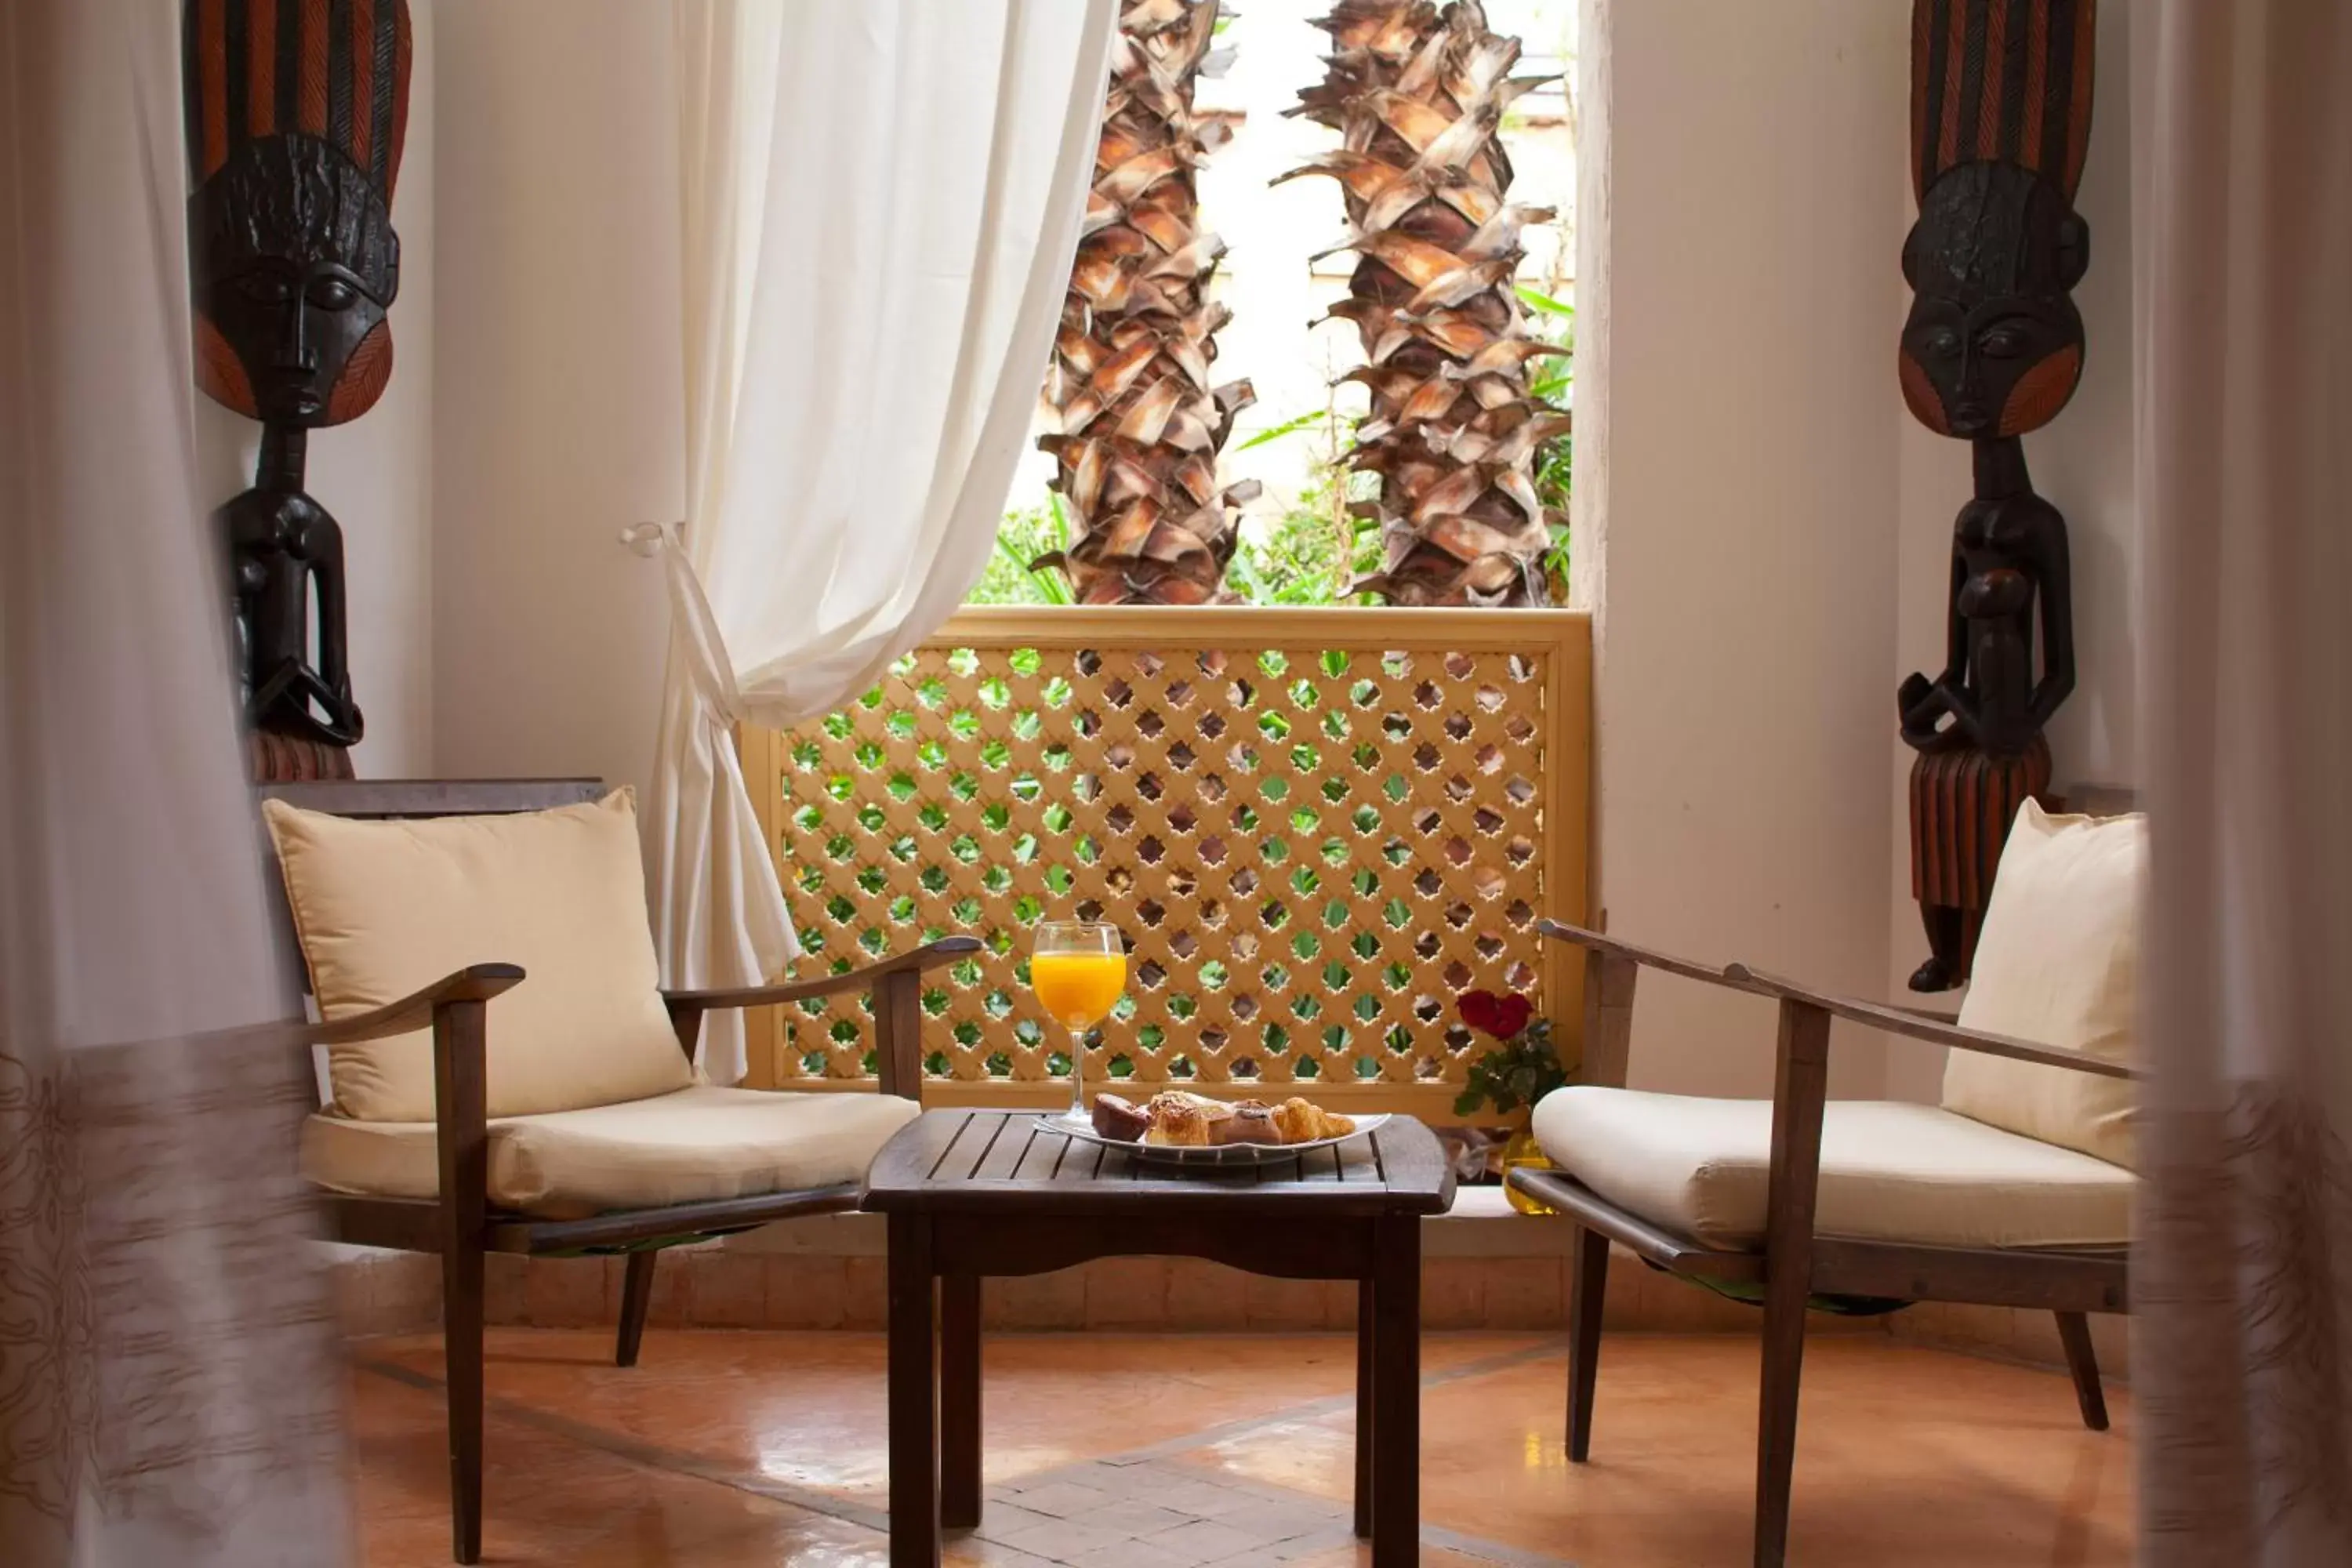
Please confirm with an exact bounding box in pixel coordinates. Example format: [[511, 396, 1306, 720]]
[[1580, 0, 2144, 1102], [1577, 0, 1912, 1099], [429, 0, 681, 806], [1883, 0, 2139, 1100], [193, 0, 437, 778]]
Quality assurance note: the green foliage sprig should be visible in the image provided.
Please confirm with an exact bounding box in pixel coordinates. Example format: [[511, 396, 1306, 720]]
[[968, 494, 1076, 605], [1454, 1016, 1568, 1117], [1516, 285, 1575, 594]]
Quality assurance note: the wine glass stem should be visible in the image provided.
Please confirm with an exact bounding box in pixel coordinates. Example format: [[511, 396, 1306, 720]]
[[1067, 1022, 1086, 1121]]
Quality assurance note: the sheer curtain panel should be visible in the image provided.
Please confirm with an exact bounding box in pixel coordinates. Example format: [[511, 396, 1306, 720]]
[[2135, 2, 2352, 1561], [636, 0, 1115, 1081], [0, 1, 350, 1563]]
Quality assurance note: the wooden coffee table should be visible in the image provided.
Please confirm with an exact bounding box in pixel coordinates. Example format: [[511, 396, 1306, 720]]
[[862, 1108, 1454, 1567]]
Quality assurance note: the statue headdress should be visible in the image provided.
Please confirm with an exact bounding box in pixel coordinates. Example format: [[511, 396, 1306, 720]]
[[1911, 0, 2096, 204], [183, 0, 412, 423]]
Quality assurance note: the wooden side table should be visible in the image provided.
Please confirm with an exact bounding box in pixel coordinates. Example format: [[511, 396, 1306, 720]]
[[862, 1109, 1454, 1567]]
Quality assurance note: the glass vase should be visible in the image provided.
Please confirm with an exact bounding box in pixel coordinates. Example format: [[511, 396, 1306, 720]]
[[1499, 1125, 1557, 1215]]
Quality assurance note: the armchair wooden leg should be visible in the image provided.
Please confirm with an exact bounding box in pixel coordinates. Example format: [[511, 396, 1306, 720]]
[[616, 1251, 658, 1369], [1754, 1285, 1807, 1568], [2054, 1311, 2109, 1432], [434, 1000, 492, 1566], [441, 1243, 485, 1565], [1566, 1225, 1610, 1461], [1754, 1000, 1830, 1568]]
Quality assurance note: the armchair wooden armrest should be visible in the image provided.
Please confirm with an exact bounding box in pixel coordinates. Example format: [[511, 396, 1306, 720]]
[[1537, 919, 1762, 993], [660, 935, 982, 1011], [1537, 919, 1763, 1087], [299, 964, 513, 1275], [307, 963, 526, 1045], [660, 936, 984, 1100], [1725, 964, 2143, 1081]]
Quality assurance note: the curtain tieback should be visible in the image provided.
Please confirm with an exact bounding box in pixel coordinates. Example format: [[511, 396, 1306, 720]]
[[622, 520, 744, 732]]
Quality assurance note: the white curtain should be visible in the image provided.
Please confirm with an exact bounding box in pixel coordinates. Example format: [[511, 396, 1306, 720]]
[[635, 0, 1115, 1081], [2135, 2, 2352, 1562], [0, 1, 349, 1563]]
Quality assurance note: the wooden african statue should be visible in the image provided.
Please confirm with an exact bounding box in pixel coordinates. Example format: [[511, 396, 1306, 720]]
[[1896, 0, 2092, 991], [184, 0, 412, 782]]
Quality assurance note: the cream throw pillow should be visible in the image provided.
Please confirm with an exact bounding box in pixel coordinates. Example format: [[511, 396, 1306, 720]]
[[1941, 799, 2145, 1169], [264, 789, 695, 1123]]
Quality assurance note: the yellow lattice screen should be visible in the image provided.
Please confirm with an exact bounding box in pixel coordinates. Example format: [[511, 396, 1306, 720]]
[[739, 607, 1590, 1120]]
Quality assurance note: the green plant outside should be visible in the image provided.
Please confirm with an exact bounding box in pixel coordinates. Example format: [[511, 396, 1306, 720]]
[[967, 494, 1076, 607], [1518, 285, 1576, 597]]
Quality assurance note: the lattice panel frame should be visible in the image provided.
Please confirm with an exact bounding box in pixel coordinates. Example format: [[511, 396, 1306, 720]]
[[742, 608, 1591, 1120]]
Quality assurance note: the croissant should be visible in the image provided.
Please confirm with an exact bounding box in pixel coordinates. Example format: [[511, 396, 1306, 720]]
[[1272, 1097, 1356, 1144]]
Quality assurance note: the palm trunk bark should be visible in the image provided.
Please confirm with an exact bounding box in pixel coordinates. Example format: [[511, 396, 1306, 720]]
[[1039, 0, 1258, 606], [1281, 0, 1563, 605]]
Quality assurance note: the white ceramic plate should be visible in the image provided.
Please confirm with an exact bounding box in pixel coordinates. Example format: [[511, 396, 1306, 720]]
[[1048, 1108, 1388, 1167]]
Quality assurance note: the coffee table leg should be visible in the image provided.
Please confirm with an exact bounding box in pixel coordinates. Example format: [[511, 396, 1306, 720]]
[[940, 1272, 983, 1529], [1354, 1274, 1374, 1538], [1370, 1213, 1420, 1567], [887, 1214, 940, 1567]]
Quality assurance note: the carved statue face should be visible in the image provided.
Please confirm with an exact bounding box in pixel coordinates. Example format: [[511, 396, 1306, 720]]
[[1899, 161, 2089, 440], [191, 135, 399, 428]]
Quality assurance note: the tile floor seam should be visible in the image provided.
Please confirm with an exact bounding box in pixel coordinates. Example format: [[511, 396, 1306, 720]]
[[1088, 1338, 1563, 1467], [355, 1357, 897, 1537], [355, 1346, 1581, 1566], [988, 1455, 1580, 1567]]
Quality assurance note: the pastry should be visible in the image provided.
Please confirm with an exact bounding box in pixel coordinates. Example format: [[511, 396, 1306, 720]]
[[1272, 1097, 1356, 1144], [1210, 1100, 1282, 1146], [1142, 1091, 1229, 1147], [1102, 1090, 1356, 1149], [1091, 1092, 1151, 1143]]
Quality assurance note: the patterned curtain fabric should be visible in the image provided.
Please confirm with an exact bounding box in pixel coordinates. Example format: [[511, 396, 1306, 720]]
[[635, 0, 1116, 1081], [2135, 2, 2352, 1561], [0, 2, 350, 1563]]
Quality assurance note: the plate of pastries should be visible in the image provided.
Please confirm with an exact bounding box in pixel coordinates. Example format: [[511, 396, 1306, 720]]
[[1059, 1089, 1385, 1166]]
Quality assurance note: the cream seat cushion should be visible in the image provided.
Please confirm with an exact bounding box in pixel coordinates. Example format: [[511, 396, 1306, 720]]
[[1943, 800, 2147, 1168], [264, 789, 695, 1122], [303, 1085, 922, 1220], [1531, 1085, 2134, 1250]]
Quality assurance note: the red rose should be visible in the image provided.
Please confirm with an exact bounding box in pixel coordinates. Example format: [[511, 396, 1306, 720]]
[[1457, 989, 1534, 1040]]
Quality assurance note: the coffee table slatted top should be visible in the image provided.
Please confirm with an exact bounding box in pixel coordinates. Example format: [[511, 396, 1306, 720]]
[[863, 1109, 1454, 1218]]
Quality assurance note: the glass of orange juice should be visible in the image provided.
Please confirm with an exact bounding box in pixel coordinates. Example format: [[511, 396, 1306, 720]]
[[1030, 920, 1126, 1124]]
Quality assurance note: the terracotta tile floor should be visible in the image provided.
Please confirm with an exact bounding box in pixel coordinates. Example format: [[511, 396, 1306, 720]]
[[351, 1329, 2134, 1566]]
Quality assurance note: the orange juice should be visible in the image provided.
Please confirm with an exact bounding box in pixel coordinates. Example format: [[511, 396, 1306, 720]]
[[1031, 950, 1127, 1028]]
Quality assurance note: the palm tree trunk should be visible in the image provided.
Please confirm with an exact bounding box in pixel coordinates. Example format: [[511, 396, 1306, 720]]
[[1039, 0, 1259, 606], [1280, 0, 1563, 605]]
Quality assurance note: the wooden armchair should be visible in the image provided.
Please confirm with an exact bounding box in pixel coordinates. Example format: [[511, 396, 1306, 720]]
[[1515, 925, 2136, 1566], [265, 780, 973, 1564], [1514, 807, 2143, 1567]]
